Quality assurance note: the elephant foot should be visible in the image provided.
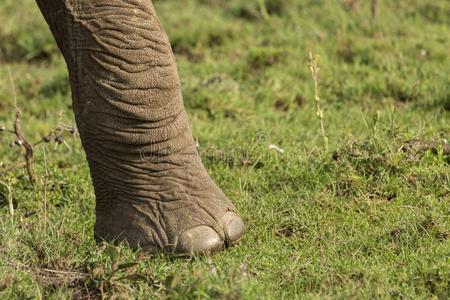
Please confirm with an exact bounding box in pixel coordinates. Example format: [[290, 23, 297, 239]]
[[92, 144, 244, 256], [35, 0, 244, 256]]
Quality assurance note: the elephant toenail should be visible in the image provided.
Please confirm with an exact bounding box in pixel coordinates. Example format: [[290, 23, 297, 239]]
[[175, 226, 222, 255], [222, 212, 245, 246]]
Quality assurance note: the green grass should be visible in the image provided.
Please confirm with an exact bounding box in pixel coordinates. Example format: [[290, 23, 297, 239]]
[[0, 0, 449, 298]]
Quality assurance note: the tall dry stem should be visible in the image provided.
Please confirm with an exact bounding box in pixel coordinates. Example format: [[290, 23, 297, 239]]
[[371, 0, 379, 20], [308, 52, 328, 150], [258, 0, 271, 22], [0, 180, 14, 223]]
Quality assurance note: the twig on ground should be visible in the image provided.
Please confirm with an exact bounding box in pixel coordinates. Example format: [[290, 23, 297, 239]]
[[5, 261, 91, 280], [41, 268, 90, 280], [402, 140, 450, 157]]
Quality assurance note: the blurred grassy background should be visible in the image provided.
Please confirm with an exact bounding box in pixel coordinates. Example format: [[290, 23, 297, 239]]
[[0, 0, 449, 298]]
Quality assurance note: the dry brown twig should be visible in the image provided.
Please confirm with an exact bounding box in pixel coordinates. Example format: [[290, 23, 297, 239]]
[[13, 110, 36, 184], [0, 110, 77, 185]]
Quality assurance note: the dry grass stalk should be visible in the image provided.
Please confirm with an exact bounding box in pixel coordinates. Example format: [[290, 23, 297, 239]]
[[308, 52, 328, 150], [258, 0, 271, 22], [371, 0, 379, 20], [0, 180, 14, 221], [13, 110, 36, 184]]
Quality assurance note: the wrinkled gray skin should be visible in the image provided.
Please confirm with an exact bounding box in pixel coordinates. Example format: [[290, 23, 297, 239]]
[[35, 0, 244, 255]]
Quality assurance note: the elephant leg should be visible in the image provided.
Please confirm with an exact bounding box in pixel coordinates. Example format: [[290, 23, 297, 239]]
[[35, 0, 244, 255]]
